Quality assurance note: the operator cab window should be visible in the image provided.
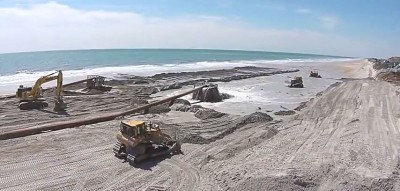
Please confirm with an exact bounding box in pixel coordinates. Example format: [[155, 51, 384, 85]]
[[126, 126, 134, 136], [121, 124, 134, 137]]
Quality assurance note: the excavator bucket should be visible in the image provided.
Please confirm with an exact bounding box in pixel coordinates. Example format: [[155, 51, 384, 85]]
[[54, 99, 67, 112]]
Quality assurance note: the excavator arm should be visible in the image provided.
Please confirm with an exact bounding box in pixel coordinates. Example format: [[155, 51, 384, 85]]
[[28, 71, 63, 99]]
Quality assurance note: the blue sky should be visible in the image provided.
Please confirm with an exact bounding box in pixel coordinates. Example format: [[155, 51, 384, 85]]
[[0, 0, 399, 57]]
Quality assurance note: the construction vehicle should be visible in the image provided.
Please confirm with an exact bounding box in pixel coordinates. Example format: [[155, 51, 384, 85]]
[[86, 75, 112, 92], [16, 70, 66, 111], [113, 120, 181, 165], [309, 71, 322, 78], [289, 77, 304, 88]]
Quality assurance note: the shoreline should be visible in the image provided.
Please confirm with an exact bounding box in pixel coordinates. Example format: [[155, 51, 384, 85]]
[[0, 57, 360, 95]]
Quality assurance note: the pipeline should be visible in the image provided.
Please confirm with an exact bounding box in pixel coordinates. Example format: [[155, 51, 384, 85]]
[[0, 85, 208, 140]]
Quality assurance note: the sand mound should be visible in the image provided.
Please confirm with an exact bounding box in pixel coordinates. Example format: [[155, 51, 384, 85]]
[[182, 112, 275, 145], [189, 105, 226, 120], [274, 110, 296, 116], [169, 99, 191, 112], [220, 93, 233, 100], [240, 112, 273, 124]]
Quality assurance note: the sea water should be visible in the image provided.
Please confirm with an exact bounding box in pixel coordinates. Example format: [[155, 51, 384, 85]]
[[0, 49, 353, 95]]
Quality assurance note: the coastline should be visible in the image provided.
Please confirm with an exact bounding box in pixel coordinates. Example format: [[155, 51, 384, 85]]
[[0, 57, 357, 95]]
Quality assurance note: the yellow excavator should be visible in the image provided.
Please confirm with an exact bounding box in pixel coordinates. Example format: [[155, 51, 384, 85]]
[[16, 70, 66, 111]]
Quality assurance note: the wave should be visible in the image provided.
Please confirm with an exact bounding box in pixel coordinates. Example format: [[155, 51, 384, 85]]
[[0, 58, 360, 94]]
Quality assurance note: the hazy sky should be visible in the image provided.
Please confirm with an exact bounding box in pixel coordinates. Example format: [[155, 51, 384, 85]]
[[0, 0, 399, 57]]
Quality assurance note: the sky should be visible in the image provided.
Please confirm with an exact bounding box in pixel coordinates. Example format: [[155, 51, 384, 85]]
[[0, 0, 399, 57]]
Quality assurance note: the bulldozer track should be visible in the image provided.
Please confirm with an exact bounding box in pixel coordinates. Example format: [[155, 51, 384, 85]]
[[167, 160, 200, 190]]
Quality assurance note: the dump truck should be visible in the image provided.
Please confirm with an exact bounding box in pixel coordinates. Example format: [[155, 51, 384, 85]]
[[113, 120, 181, 165]]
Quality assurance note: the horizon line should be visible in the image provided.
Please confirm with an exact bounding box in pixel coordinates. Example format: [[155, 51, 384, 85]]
[[0, 48, 353, 59]]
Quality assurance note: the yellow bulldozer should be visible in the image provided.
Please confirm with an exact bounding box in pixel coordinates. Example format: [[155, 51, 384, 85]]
[[113, 120, 181, 165], [16, 70, 66, 111]]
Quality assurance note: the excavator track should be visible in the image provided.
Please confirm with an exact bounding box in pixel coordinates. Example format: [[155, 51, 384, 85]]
[[19, 101, 49, 110]]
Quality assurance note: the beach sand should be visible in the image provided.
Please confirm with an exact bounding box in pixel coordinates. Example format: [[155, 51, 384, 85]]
[[335, 59, 376, 78], [1, 59, 399, 191]]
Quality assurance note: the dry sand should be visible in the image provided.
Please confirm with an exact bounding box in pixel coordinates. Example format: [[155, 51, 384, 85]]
[[1, 60, 400, 191], [335, 59, 376, 78]]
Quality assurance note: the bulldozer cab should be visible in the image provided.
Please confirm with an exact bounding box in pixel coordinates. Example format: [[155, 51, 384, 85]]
[[120, 120, 147, 138], [294, 77, 303, 81], [310, 71, 322, 78]]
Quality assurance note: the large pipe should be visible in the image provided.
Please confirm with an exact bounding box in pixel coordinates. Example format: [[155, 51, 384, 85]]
[[0, 85, 208, 140]]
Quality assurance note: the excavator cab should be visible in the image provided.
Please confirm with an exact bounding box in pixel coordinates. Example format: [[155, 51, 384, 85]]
[[17, 86, 35, 98]]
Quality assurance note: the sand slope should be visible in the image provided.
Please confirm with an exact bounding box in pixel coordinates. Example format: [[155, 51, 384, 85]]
[[203, 79, 400, 190]]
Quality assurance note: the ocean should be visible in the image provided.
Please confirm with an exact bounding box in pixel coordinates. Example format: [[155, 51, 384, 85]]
[[0, 49, 352, 94]]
